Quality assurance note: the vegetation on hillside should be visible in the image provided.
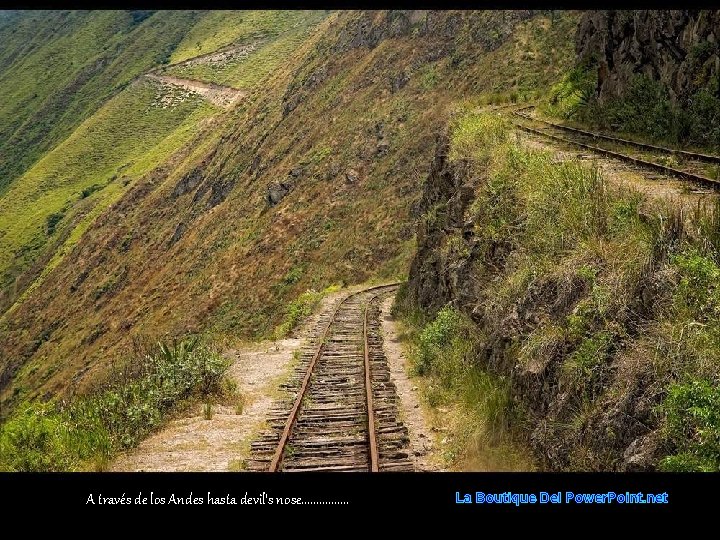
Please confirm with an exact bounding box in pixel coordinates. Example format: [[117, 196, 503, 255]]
[[163, 10, 328, 90], [399, 110, 720, 471], [0, 338, 230, 471], [0, 11, 578, 433], [393, 299, 534, 470], [0, 80, 216, 306], [0, 10, 203, 194], [543, 64, 720, 152]]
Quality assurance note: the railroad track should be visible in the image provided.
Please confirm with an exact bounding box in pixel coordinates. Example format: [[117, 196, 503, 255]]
[[248, 284, 414, 472], [511, 108, 720, 189]]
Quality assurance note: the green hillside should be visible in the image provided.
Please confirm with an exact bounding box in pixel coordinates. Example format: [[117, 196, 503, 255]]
[[0, 10, 577, 412], [0, 10, 201, 193], [0, 80, 217, 304], [0, 10, 586, 471], [161, 10, 329, 89], [0, 10, 328, 314]]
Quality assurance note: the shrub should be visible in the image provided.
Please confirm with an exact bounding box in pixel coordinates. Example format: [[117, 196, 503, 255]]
[[80, 183, 102, 199], [45, 211, 64, 235], [660, 379, 720, 472], [273, 289, 323, 339], [0, 338, 229, 471], [449, 111, 509, 162], [0, 403, 80, 471], [414, 306, 470, 377], [572, 72, 720, 151], [671, 249, 720, 321], [544, 64, 597, 119]]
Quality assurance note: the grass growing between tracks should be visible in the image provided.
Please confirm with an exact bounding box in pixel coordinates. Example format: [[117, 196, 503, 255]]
[[272, 284, 342, 340], [401, 109, 720, 470], [0, 338, 231, 471]]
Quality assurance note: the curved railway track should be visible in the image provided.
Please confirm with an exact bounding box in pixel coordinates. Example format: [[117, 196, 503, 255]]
[[249, 284, 414, 472], [511, 108, 720, 189]]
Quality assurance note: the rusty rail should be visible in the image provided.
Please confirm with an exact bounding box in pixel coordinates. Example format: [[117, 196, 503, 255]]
[[515, 109, 720, 165], [258, 282, 408, 472], [363, 300, 379, 472], [513, 120, 720, 189], [267, 294, 343, 472]]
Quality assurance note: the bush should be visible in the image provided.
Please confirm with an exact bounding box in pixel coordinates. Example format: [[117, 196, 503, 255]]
[[671, 249, 720, 320], [573, 73, 720, 151], [660, 379, 720, 472], [45, 211, 64, 235], [410, 305, 522, 466], [415, 306, 471, 378], [0, 338, 229, 471], [0, 403, 81, 472], [543, 64, 597, 120], [449, 111, 509, 162]]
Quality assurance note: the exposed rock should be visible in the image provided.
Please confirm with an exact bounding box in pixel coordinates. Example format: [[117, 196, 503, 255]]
[[345, 169, 359, 184], [249, 154, 261, 174], [406, 134, 475, 315], [207, 179, 234, 208], [333, 11, 419, 54], [622, 431, 663, 472], [267, 182, 292, 206], [169, 222, 186, 246], [389, 71, 409, 93], [576, 10, 720, 104], [376, 141, 390, 156], [173, 166, 204, 198], [404, 134, 671, 471]]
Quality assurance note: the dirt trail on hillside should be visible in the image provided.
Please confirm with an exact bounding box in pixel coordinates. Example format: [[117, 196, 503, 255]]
[[110, 290, 346, 472], [145, 73, 246, 108], [169, 41, 261, 69]]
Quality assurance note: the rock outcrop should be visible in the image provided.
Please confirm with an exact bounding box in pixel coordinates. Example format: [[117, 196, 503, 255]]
[[406, 138, 668, 471], [576, 10, 720, 104]]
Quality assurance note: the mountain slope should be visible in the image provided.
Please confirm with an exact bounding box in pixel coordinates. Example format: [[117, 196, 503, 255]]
[[0, 11, 327, 313], [0, 10, 578, 415], [0, 10, 203, 193]]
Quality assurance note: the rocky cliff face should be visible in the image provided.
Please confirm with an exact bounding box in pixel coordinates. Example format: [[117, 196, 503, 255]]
[[406, 140, 666, 471], [576, 10, 720, 104]]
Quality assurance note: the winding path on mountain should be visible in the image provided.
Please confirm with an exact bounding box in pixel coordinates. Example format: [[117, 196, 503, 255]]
[[145, 73, 247, 108]]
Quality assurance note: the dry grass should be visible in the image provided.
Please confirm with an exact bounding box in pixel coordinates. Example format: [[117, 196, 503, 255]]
[[0, 12, 578, 415]]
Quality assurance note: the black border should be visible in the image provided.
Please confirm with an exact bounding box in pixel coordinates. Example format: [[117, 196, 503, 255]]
[[1, 472, 715, 517]]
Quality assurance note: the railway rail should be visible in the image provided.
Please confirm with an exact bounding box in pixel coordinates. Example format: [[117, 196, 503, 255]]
[[249, 284, 414, 472], [511, 108, 720, 189]]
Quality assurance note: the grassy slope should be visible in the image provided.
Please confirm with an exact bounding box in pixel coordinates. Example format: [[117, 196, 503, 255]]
[[162, 10, 328, 90], [0, 10, 202, 194], [0, 11, 578, 414], [402, 109, 720, 471], [0, 81, 217, 309]]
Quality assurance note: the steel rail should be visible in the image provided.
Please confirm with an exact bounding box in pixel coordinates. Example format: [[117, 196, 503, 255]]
[[513, 121, 720, 189], [268, 282, 399, 472], [514, 110, 720, 165], [363, 298, 379, 472]]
